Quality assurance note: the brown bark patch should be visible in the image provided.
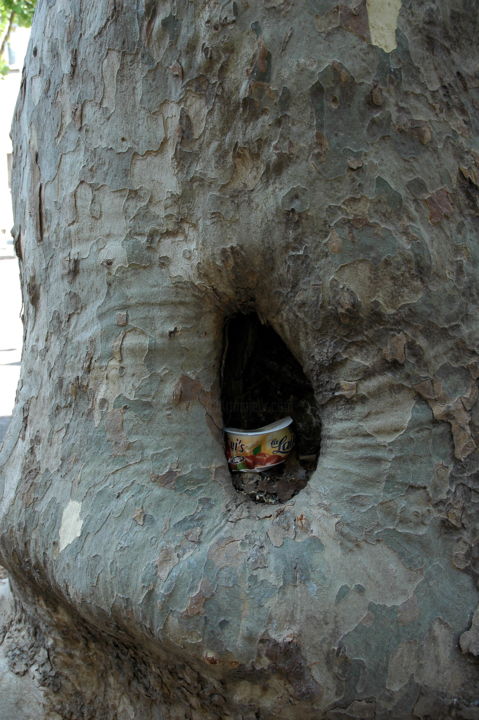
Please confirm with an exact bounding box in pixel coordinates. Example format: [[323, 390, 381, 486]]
[[172, 375, 202, 404], [315, 1, 370, 43], [339, 1, 370, 42], [150, 468, 179, 488], [184, 580, 213, 617], [105, 408, 130, 454], [425, 188, 453, 224], [384, 332, 407, 364], [261, 635, 322, 701]]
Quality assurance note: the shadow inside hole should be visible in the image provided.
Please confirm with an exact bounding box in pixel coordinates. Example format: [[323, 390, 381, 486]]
[[221, 313, 321, 504]]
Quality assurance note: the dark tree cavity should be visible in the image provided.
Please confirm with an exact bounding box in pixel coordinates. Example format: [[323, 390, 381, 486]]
[[221, 313, 320, 503]]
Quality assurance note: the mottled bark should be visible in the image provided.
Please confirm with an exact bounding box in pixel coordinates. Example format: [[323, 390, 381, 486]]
[[1, 0, 479, 717]]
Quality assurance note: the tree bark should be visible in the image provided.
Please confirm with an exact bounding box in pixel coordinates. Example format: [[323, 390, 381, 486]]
[[1, 0, 479, 717]]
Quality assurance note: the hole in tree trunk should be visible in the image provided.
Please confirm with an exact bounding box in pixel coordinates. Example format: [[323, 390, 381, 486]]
[[221, 313, 321, 504]]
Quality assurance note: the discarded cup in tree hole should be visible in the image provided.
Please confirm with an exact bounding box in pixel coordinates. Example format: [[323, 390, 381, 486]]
[[224, 416, 294, 472]]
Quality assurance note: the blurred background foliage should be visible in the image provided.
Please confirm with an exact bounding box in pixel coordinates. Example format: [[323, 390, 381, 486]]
[[1, 0, 36, 74]]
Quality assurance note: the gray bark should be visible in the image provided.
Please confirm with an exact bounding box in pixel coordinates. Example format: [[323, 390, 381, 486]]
[[1, 0, 479, 717]]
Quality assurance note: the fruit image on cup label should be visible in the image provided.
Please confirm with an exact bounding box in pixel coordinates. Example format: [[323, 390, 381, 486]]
[[223, 417, 294, 473]]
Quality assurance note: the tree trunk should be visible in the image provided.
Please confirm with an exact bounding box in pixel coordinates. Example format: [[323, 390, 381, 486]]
[[1, 0, 479, 717]]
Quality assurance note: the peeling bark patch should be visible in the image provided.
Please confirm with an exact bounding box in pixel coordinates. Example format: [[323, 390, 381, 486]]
[[27, 274, 39, 308], [262, 636, 321, 701], [367, 0, 401, 53], [172, 375, 202, 404], [425, 188, 453, 224], [251, 38, 272, 83], [333, 255, 423, 312], [184, 580, 213, 617], [340, 1, 370, 42], [459, 606, 479, 657], [132, 508, 145, 526], [315, 2, 370, 43], [150, 468, 179, 488], [384, 333, 407, 364], [59, 501, 83, 552], [105, 408, 130, 454]]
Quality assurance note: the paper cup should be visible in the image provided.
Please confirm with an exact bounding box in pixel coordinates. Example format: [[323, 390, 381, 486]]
[[224, 416, 294, 472]]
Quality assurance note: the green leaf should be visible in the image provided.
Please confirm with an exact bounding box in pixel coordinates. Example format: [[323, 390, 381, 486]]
[[1, 0, 36, 28], [252, 445, 261, 455]]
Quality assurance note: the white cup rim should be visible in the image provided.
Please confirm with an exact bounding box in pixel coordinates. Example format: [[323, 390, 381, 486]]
[[223, 416, 293, 436]]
